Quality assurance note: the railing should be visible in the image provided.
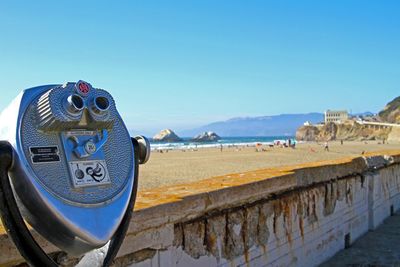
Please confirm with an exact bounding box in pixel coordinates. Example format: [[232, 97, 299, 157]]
[[356, 120, 400, 127]]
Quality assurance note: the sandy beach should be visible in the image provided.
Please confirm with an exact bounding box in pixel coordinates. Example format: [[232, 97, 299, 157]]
[[138, 140, 400, 191]]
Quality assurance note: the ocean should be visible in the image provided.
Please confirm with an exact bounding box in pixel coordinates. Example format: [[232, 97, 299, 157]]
[[150, 136, 295, 151]]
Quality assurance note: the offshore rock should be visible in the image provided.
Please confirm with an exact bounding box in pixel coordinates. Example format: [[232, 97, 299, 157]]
[[191, 131, 221, 142], [153, 129, 182, 142]]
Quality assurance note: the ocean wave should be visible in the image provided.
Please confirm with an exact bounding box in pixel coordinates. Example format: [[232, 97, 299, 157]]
[[150, 136, 295, 151]]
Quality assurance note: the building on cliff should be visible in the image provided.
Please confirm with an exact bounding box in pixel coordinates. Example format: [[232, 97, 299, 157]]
[[324, 110, 349, 124]]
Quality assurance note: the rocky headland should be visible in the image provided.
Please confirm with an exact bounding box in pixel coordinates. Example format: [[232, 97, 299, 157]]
[[296, 96, 400, 142], [296, 121, 391, 141], [379, 96, 400, 123]]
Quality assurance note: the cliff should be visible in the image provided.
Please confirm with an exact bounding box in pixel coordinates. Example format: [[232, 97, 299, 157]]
[[297, 95, 399, 141], [296, 121, 392, 141], [379, 96, 400, 123]]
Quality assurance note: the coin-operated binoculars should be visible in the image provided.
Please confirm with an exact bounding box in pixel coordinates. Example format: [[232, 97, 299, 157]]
[[0, 81, 150, 267]]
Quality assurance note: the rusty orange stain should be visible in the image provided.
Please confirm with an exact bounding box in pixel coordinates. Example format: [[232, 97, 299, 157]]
[[299, 217, 305, 241], [205, 233, 216, 252], [283, 201, 293, 246], [243, 249, 250, 267], [272, 201, 283, 235]]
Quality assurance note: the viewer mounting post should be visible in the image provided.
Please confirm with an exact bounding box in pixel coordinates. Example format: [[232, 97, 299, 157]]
[[0, 81, 150, 267]]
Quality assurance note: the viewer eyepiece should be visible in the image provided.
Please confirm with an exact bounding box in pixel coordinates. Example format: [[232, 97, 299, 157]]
[[66, 94, 85, 114], [92, 96, 110, 114]]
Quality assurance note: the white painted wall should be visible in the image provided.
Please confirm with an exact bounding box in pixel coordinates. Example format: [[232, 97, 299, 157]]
[[127, 164, 400, 267]]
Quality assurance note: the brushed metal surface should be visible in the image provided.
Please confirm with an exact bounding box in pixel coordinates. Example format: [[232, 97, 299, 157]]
[[0, 82, 135, 255]]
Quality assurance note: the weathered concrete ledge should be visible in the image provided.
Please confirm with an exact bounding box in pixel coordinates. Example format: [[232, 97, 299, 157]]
[[1, 150, 400, 266]]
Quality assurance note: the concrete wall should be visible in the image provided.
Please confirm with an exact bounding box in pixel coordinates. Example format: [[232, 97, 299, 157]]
[[0, 151, 400, 267]]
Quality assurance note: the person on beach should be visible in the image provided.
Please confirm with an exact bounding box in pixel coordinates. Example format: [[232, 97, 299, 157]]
[[324, 141, 329, 152]]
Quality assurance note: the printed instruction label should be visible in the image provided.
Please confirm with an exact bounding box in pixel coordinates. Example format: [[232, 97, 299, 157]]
[[68, 160, 111, 187], [30, 146, 60, 164]]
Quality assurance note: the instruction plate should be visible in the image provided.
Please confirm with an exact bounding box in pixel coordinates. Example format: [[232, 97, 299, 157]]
[[68, 160, 111, 188], [29, 146, 60, 164]]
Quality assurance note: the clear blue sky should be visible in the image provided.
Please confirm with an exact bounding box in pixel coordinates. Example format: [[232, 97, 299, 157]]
[[0, 1, 399, 135]]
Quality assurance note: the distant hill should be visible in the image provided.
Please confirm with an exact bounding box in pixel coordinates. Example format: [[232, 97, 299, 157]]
[[379, 96, 400, 123], [351, 112, 375, 117], [180, 113, 324, 137]]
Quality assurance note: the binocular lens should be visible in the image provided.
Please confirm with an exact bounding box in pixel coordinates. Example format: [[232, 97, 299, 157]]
[[66, 94, 85, 114], [71, 95, 84, 110], [95, 96, 110, 111]]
